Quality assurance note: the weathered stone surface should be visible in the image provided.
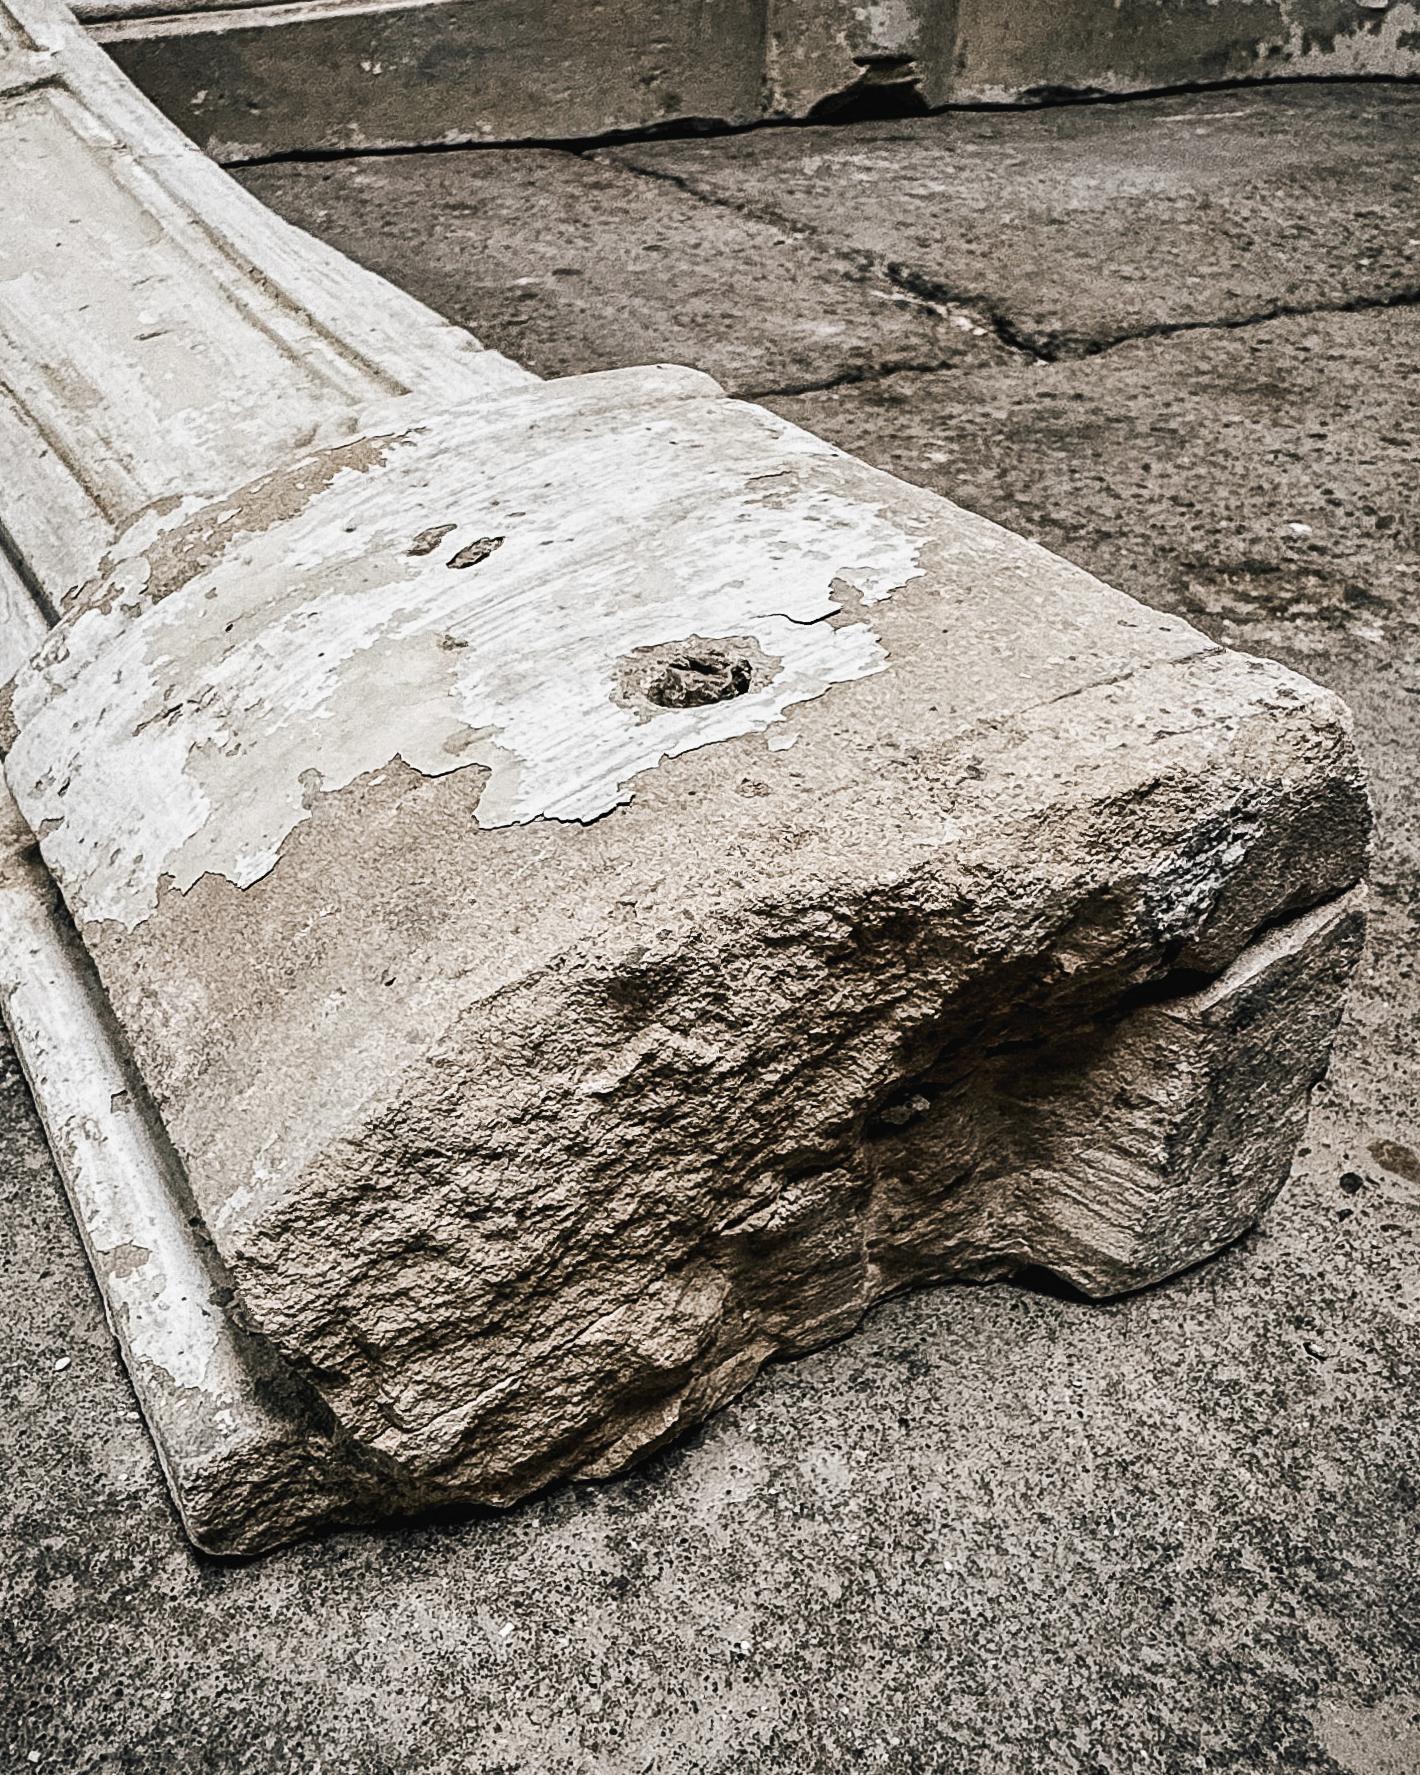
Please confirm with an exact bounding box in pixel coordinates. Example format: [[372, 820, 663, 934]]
[[0, 0, 1371, 1552], [83, 0, 1420, 159], [236, 147, 995, 397], [605, 85, 1420, 358], [8, 355, 1369, 1539], [5, 90, 1413, 1773]]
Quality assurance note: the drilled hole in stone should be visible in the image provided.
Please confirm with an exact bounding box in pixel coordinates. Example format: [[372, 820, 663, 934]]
[[613, 634, 775, 720], [644, 650, 753, 709]]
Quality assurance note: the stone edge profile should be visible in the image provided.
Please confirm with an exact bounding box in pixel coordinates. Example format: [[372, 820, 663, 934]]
[[0, 789, 408, 1552], [0, 0, 1372, 1552]]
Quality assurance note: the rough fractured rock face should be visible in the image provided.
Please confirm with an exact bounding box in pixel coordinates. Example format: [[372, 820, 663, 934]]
[[5, 370, 1369, 1550]]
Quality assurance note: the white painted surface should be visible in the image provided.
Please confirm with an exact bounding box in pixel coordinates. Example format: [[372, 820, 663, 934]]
[[0, 820, 221, 1393], [9, 371, 926, 929]]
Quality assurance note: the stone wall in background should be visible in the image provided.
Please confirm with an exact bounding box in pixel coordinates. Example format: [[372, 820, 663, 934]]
[[79, 0, 1420, 161], [952, 0, 1420, 101]]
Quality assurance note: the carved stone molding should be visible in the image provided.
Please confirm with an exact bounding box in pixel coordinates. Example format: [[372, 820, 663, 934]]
[[1, 0, 1370, 1551]]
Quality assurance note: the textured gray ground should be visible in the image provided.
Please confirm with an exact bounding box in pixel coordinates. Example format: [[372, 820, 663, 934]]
[[241, 84, 1420, 386], [4, 83, 1418, 1774]]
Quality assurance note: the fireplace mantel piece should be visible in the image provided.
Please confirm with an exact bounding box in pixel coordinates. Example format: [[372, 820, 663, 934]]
[[0, 0, 1368, 1552]]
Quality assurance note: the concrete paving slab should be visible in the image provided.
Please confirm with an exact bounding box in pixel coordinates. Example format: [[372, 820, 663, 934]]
[[238, 148, 1001, 397], [604, 85, 1420, 358]]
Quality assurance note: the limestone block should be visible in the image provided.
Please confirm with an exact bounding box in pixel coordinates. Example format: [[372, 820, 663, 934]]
[[87, 0, 768, 160], [5, 358, 1370, 1544], [0, 0, 1370, 1552], [951, 0, 1420, 102], [79, 0, 1420, 159]]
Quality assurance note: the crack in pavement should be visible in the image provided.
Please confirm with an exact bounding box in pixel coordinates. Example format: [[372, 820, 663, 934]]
[[881, 264, 1420, 364], [601, 159, 1420, 383], [739, 264, 1420, 398], [747, 359, 992, 399], [230, 79, 1420, 388], [1059, 286, 1420, 360]]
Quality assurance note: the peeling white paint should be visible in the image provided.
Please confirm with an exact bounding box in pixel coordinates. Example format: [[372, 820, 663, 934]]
[[8, 368, 926, 930]]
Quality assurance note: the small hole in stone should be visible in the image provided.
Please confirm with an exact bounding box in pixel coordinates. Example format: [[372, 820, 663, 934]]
[[644, 651, 753, 709], [407, 523, 455, 557], [447, 535, 504, 570]]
